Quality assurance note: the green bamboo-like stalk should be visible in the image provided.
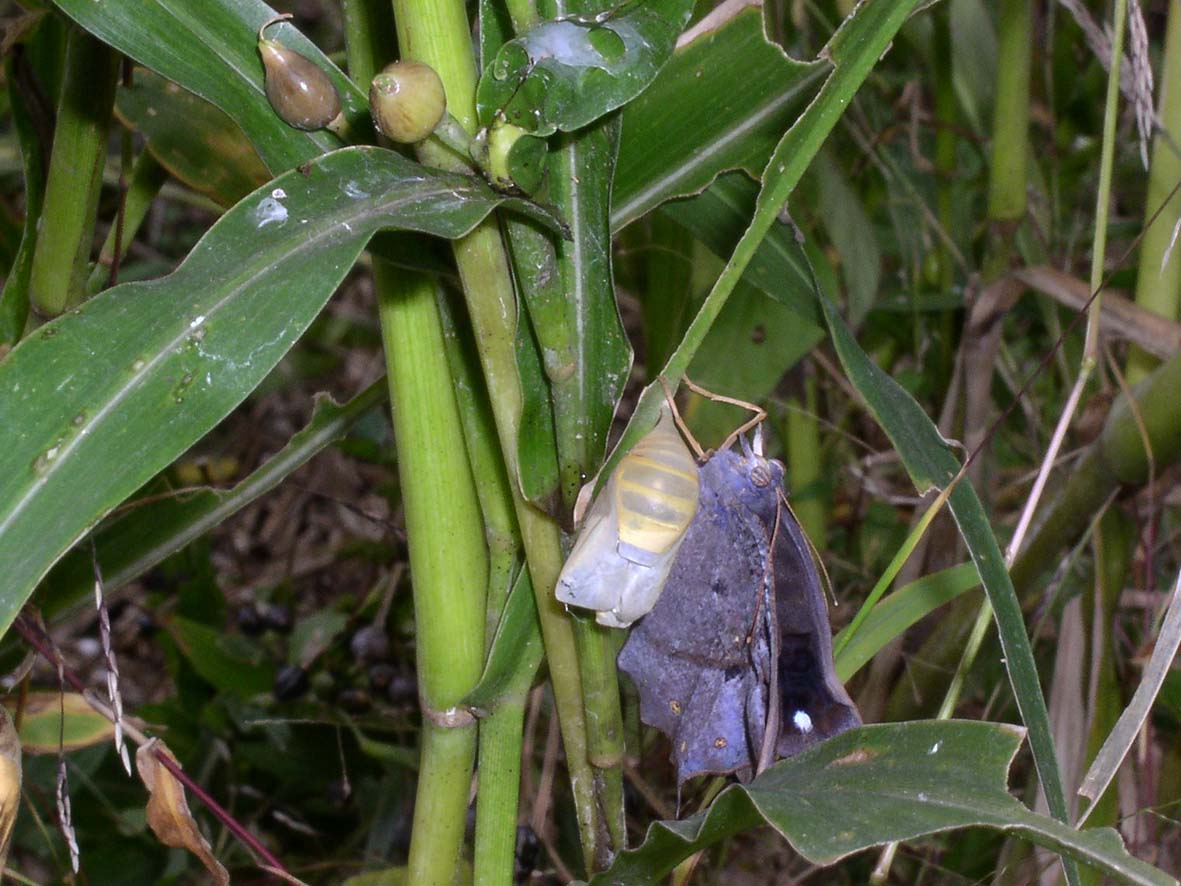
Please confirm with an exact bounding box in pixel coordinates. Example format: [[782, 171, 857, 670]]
[[377, 264, 488, 886], [438, 287, 536, 886], [389, 0, 599, 867], [85, 151, 169, 294], [28, 28, 119, 316], [342, 7, 491, 881], [987, 0, 1032, 227], [343, 0, 398, 84], [1126, 1, 1181, 383]]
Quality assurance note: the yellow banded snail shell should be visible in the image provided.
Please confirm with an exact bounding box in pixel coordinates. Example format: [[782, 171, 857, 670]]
[[555, 403, 700, 629]]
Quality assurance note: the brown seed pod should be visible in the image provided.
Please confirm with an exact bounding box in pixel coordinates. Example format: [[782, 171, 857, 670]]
[[369, 60, 447, 144], [257, 14, 342, 131]]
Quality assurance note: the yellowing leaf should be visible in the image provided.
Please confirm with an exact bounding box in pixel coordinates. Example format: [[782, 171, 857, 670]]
[[136, 740, 229, 886], [6, 692, 114, 753]]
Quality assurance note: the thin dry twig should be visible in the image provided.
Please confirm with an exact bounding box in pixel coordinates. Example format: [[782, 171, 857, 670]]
[[11, 616, 291, 878]]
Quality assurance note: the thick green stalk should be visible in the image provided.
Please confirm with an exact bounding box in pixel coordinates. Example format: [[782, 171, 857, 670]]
[[377, 264, 488, 886], [987, 0, 1032, 225], [390, 0, 598, 867], [86, 151, 169, 294], [343, 9, 528, 882], [474, 695, 528, 886], [1127, 0, 1181, 382], [343, 0, 398, 85], [28, 28, 118, 316], [572, 616, 626, 860], [439, 288, 535, 886]]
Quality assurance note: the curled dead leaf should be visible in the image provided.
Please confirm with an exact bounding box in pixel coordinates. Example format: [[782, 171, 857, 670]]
[[136, 740, 229, 886]]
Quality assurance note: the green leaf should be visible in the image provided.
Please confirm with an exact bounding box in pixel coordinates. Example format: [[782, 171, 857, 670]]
[[685, 279, 821, 446], [612, 4, 826, 228], [8, 692, 114, 754], [50, 0, 367, 173], [659, 172, 822, 328], [463, 566, 544, 713], [116, 66, 270, 208], [39, 382, 388, 619], [169, 616, 273, 695], [814, 289, 1076, 867], [593, 722, 1174, 886], [0, 146, 556, 639], [475, 0, 695, 136], [289, 610, 350, 667], [808, 151, 881, 322], [833, 562, 981, 681], [545, 121, 632, 509]]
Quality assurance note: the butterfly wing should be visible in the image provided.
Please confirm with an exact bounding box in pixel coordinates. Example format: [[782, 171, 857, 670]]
[[618, 450, 776, 784], [770, 497, 861, 756]]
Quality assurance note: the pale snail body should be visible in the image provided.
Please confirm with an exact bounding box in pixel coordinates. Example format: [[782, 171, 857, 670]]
[[556, 405, 700, 628]]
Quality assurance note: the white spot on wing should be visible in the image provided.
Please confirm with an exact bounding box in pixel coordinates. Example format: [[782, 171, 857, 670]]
[[792, 710, 814, 734]]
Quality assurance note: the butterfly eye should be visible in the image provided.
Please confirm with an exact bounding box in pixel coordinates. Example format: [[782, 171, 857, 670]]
[[750, 463, 772, 488], [554, 404, 700, 628], [258, 15, 343, 131]]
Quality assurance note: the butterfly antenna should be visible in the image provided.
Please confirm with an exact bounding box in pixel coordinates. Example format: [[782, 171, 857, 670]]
[[681, 375, 767, 453]]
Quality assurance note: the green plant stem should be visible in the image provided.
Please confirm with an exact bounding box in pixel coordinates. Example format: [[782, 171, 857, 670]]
[[440, 286, 533, 886], [1082, 0, 1127, 361], [0, 52, 47, 347], [987, 0, 1032, 226], [474, 695, 528, 886], [28, 28, 119, 316], [86, 150, 169, 294], [573, 616, 626, 857], [505, 0, 539, 32], [1127, 0, 1181, 383], [1077, 509, 1129, 861], [390, 0, 599, 868], [376, 264, 488, 886], [342, 0, 397, 85], [890, 349, 1181, 720]]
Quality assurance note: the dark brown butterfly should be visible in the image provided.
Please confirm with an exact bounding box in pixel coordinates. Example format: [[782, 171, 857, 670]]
[[617, 436, 860, 786]]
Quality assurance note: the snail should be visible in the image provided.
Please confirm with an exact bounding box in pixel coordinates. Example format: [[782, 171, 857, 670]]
[[555, 403, 700, 628], [369, 60, 447, 144], [257, 14, 342, 131]]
